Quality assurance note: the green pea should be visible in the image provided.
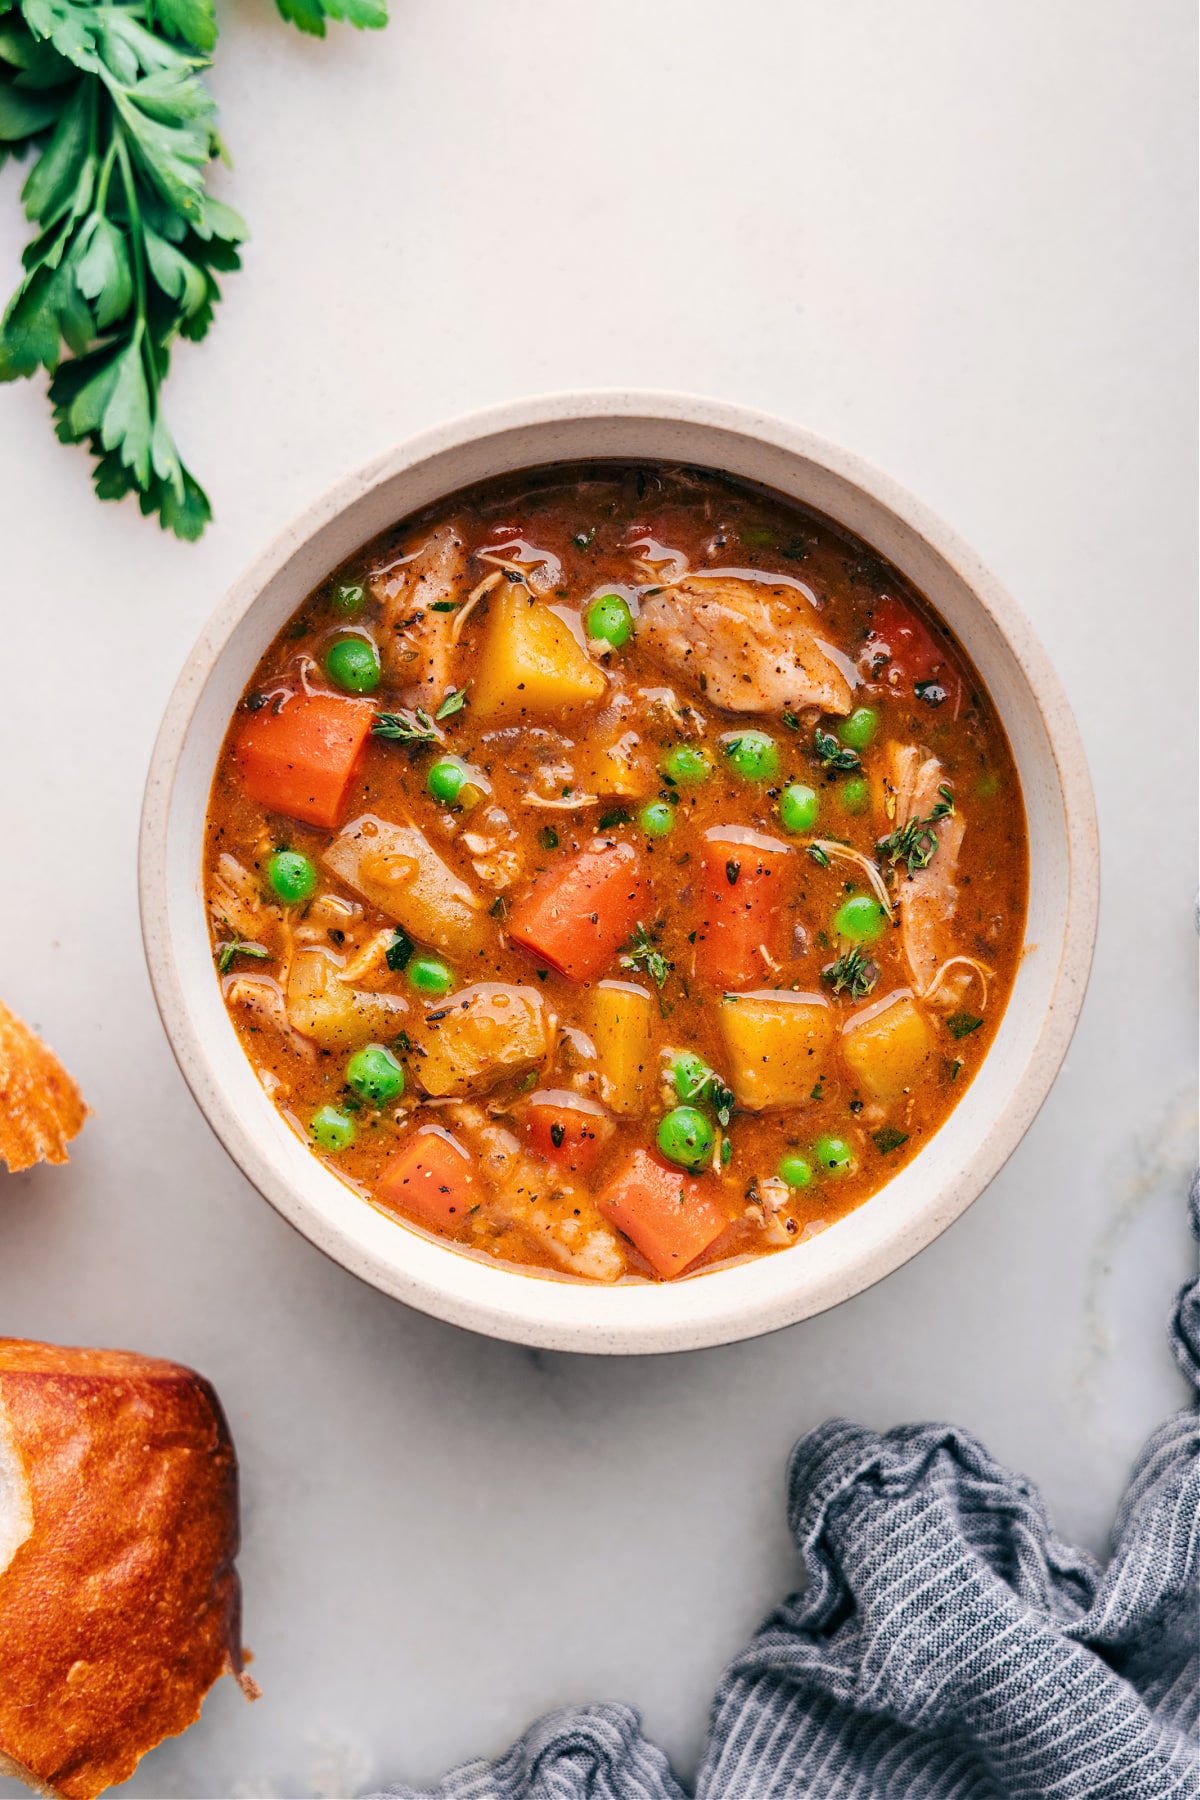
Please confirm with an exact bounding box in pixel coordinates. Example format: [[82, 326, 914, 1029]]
[[408, 955, 455, 997], [331, 581, 366, 618], [839, 706, 879, 750], [639, 801, 675, 838], [656, 1105, 715, 1170], [310, 1106, 356, 1153], [841, 776, 870, 815], [777, 1154, 813, 1189], [427, 758, 467, 806], [720, 730, 780, 783], [345, 1044, 405, 1106], [324, 636, 381, 694], [671, 1051, 712, 1104], [778, 782, 819, 834], [833, 893, 888, 943], [266, 850, 317, 906], [661, 744, 712, 786], [813, 1134, 855, 1176], [585, 593, 633, 648]]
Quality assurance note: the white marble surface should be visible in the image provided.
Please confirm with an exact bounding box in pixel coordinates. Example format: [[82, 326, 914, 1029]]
[[0, 3, 1195, 1795]]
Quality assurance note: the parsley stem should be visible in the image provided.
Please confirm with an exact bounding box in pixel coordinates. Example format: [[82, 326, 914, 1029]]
[[113, 123, 157, 402]]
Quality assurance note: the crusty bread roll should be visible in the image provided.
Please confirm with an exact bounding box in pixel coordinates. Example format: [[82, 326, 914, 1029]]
[[0, 1002, 89, 1172], [0, 1340, 255, 1799]]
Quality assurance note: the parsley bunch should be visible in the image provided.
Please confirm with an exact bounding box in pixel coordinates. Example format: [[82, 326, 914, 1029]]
[[0, 0, 386, 539]]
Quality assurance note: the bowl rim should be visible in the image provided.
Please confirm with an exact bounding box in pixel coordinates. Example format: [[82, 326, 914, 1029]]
[[138, 389, 1099, 1353]]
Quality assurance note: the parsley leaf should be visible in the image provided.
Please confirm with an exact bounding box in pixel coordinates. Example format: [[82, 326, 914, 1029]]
[[596, 806, 631, 831], [946, 1012, 983, 1040], [385, 928, 413, 972], [813, 727, 861, 772], [619, 921, 672, 991], [872, 1125, 909, 1154], [0, 0, 387, 535]]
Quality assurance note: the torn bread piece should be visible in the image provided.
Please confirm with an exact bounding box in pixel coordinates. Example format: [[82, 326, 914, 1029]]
[[0, 1002, 89, 1173], [0, 1339, 255, 1800]]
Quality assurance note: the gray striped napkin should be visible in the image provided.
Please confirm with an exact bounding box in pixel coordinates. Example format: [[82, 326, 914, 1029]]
[[375, 1179, 1199, 1800]]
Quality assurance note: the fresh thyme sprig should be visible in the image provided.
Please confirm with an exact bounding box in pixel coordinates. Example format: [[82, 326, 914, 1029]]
[[821, 945, 878, 999], [620, 921, 672, 991], [813, 727, 862, 772], [877, 785, 954, 874], [0, 0, 387, 538]]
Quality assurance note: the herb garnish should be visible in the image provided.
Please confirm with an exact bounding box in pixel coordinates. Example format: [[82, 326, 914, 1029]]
[[596, 806, 631, 831], [814, 728, 862, 772], [0, 0, 387, 538], [372, 708, 439, 747], [914, 679, 947, 705], [781, 710, 800, 731], [876, 785, 954, 874], [808, 844, 831, 868], [946, 1012, 983, 1040], [821, 946, 878, 999], [572, 528, 595, 549], [536, 826, 559, 851], [385, 928, 413, 972], [872, 1126, 909, 1154], [435, 686, 468, 721], [620, 922, 672, 990], [216, 940, 268, 974]]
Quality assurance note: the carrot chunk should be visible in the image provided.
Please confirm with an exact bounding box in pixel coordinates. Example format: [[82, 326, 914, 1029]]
[[694, 831, 793, 990], [865, 596, 962, 704], [376, 1126, 478, 1233], [523, 1089, 614, 1174], [597, 1147, 730, 1279], [231, 694, 376, 830], [508, 840, 646, 982]]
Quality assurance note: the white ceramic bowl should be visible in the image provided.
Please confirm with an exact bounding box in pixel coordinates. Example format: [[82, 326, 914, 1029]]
[[139, 393, 1099, 1354]]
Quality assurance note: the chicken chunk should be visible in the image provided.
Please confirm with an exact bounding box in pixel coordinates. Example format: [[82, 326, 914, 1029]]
[[370, 523, 468, 700], [448, 1105, 625, 1281], [636, 576, 853, 716], [886, 745, 967, 1005]]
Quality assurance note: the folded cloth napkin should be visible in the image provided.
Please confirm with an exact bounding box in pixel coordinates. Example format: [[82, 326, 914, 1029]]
[[378, 1184, 1199, 1800]]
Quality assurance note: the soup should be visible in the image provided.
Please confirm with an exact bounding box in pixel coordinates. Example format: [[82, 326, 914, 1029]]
[[203, 463, 1027, 1283]]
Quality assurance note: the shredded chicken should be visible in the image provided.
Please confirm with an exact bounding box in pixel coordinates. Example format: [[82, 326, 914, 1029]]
[[637, 576, 853, 715], [887, 745, 969, 1008], [226, 975, 315, 1060], [447, 1105, 625, 1282], [371, 522, 468, 700], [209, 852, 269, 944]]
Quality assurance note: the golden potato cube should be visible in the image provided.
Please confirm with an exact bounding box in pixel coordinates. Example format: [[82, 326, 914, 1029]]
[[841, 994, 932, 1101], [471, 589, 607, 720], [588, 980, 654, 1116], [580, 731, 654, 798], [410, 983, 548, 1098], [286, 951, 410, 1052], [717, 990, 836, 1112], [322, 816, 485, 956]]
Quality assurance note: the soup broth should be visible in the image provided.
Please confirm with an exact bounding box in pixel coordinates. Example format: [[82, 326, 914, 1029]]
[[204, 463, 1028, 1283]]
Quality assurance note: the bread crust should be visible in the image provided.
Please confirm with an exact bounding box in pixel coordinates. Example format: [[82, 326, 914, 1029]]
[[0, 1340, 249, 1800]]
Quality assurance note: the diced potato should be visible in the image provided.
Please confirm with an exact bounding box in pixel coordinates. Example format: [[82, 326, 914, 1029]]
[[471, 588, 607, 720], [841, 993, 932, 1101], [322, 815, 485, 956], [579, 731, 653, 798], [717, 990, 835, 1112], [286, 950, 409, 1052], [588, 980, 654, 1117], [409, 983, 547, 1098]]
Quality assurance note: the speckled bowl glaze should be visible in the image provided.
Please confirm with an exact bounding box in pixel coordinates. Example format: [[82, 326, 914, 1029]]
[[139, 394, 1099, 1353]]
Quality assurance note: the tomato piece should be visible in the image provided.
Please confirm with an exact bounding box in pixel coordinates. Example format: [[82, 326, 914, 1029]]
[[694, 830, 793, 990], [597, 1148, 730, 1279], [508, 840, 646, 982], [523, 1089, 614, 1174], [865, 597, 962, 706], [376, 1127, 478, 1233], [232, 693, 376, 830]]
